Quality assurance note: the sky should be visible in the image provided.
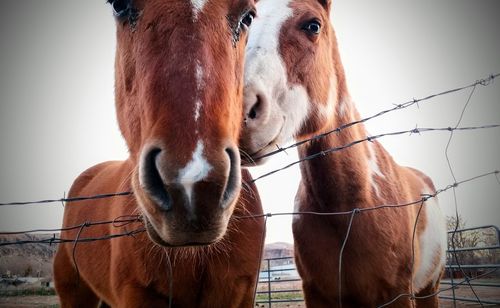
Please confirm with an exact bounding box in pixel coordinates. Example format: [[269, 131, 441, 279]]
[[0, 1, 499, 244]]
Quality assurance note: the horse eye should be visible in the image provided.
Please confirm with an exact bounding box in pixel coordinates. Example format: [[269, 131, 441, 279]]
[[302, 20, 321, 35], [108, 0, 129, 18], [240, 11, 255, 29]]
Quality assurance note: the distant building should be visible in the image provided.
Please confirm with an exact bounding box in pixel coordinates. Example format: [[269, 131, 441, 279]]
[[40, 278, 54, 288]]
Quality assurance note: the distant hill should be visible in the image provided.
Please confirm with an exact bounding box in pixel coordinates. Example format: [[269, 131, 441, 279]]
[[0, 234, 58, 278], [263, 242, 294, 259]]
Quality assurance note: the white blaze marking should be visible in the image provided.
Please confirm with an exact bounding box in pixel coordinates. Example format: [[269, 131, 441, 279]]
[[247, 0, 293, 56], [245, 0, 292, 92], [195, 61, 203, 91], [194, 100, 202, 122], [413, 186, 447, 291], [177, 141, 212, 206], [191, 0, 208, 20], [194, 61, 204, 122], [245, 0, 311, 144]]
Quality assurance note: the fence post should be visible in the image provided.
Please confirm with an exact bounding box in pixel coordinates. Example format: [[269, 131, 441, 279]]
[[267, 258, 272, 308]]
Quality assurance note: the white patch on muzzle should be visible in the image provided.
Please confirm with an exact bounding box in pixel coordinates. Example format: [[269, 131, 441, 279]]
[[177, 141, 212, 207]]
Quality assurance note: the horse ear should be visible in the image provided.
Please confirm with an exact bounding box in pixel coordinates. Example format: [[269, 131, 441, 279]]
[[317, 0, 331, 11]]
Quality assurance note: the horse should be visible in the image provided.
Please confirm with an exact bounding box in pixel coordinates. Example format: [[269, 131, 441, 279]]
[[53, 0, 265, 306], [241, 0, 447, 306]]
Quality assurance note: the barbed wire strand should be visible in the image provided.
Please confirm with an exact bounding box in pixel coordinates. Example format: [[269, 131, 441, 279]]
[[0, 191, 132, 207], [253, 73, 498, 161], [0, 227, 146, 246], [0, 215, 142, 236], [251, 125, 499, 183]]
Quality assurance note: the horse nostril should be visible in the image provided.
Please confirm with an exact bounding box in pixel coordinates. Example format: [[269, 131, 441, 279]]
[[248, 95, 262, 120], [142, 148, 172, 211], [222, 147, 239, 207]]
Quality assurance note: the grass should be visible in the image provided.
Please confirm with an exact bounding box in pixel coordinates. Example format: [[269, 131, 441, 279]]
[[0, 287, 56, 297], [256, 292, 303, 302]]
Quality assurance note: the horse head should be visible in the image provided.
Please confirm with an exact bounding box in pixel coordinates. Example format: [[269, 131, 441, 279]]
[[110, 0, 256, 246], [241, 0, 348, 164]]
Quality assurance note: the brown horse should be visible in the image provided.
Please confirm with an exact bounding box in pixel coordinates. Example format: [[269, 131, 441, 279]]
[[53, 0, 264, 307], [241, 0, 447, 307]]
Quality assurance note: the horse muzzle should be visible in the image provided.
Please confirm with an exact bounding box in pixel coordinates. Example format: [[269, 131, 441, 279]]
[[133, 142, 241, 246]]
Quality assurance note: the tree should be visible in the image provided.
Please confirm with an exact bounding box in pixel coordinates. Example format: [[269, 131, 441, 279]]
[[446, 215, 499, 278]]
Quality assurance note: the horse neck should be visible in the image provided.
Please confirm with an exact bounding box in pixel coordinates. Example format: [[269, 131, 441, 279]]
[[298, 95, 380, 212]]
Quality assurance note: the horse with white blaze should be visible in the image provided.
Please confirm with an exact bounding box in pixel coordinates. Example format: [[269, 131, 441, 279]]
[[241, 0, 447, 306]]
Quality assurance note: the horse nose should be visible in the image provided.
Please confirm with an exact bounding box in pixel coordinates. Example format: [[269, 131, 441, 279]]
[[244, 87, 270, 127], [174, 145, 240, 211]]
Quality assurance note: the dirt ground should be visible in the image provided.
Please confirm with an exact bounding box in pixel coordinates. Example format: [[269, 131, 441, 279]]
[[254, 279, 500, 308], [0, 284, 498, 307], [0, 295, 498, 308]]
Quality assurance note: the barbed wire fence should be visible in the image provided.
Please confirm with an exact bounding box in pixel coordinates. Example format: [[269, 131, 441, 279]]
[[0, 73, 499, 307]]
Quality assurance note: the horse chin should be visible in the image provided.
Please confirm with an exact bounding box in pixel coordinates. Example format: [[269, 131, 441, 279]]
[[132, 168, 235, 247], [241, 122, 285, 167], [142, 215, 225, 248]]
